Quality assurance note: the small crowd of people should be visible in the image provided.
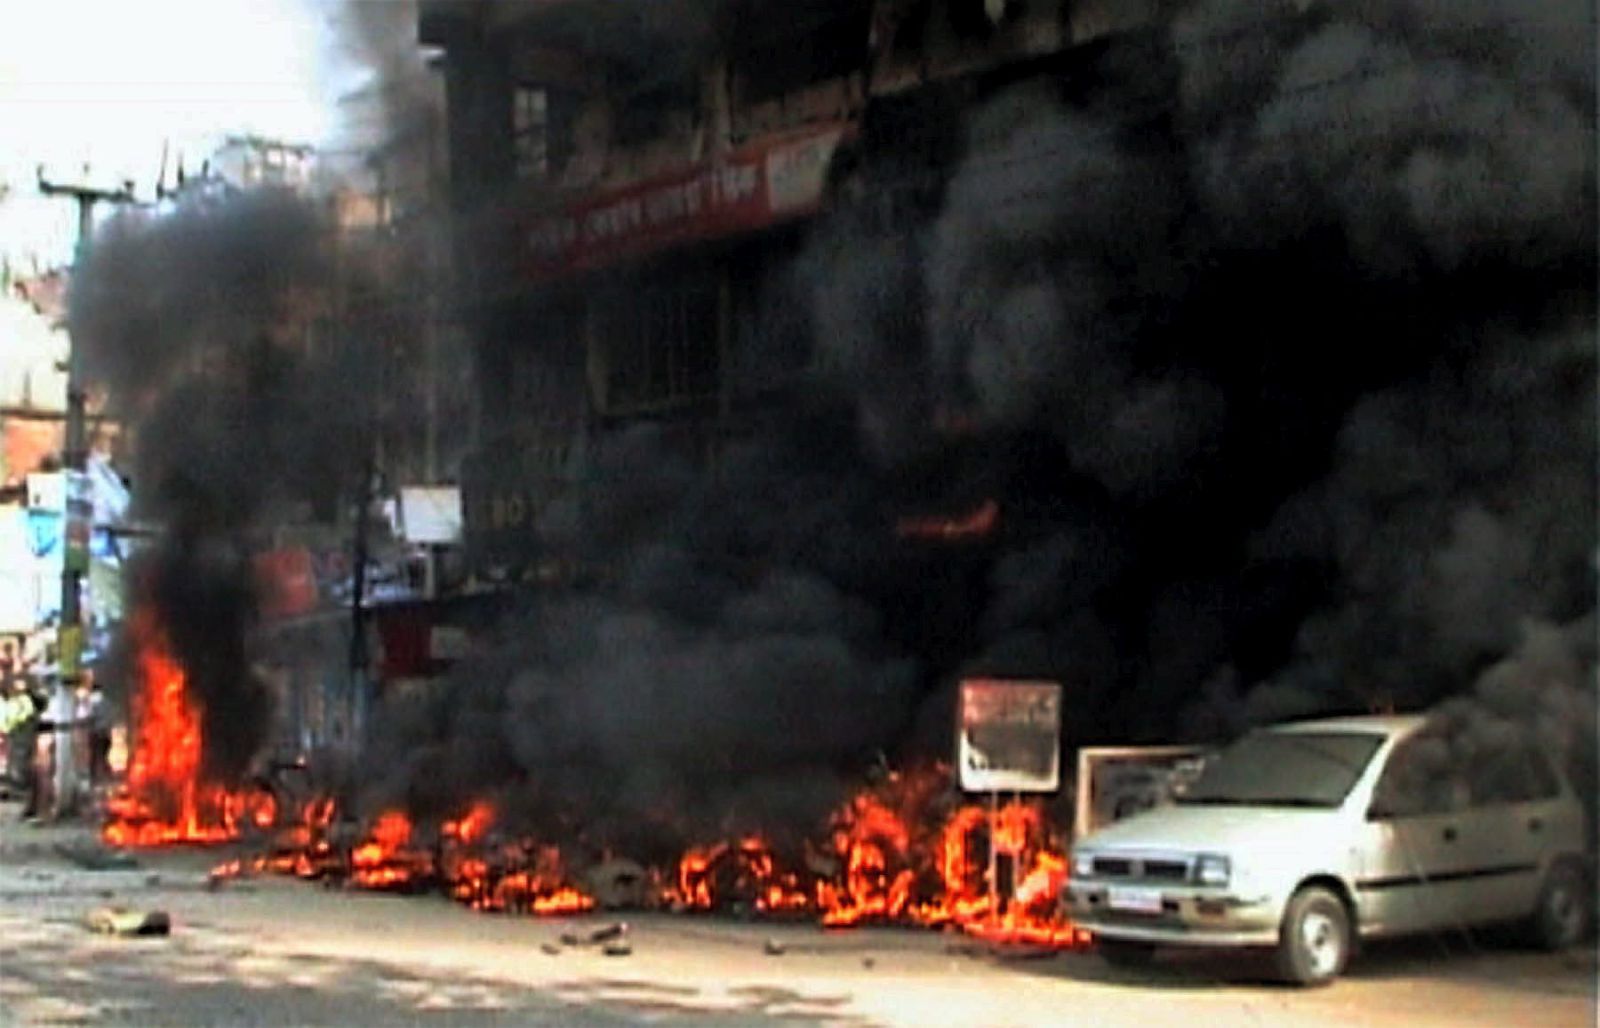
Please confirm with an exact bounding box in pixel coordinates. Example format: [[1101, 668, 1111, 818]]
[[0, 653, 112, 821]]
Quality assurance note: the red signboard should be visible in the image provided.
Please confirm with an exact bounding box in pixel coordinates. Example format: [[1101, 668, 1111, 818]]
[[519, 123, 852, 280], [376, 607, 431, 678]]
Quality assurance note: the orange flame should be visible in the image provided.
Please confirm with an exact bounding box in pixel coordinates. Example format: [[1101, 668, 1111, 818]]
[[211, 800, 343, 884], [673, 765, 1086, 948], [531, 887, 596, 915], [819, 791, 916, 926], [677, 837, 811, 915], [350, 810, 433, 888], [442, 801, 495, 846], [103, 612, 274, 848], [340, 802, 599, 915], [896, 499, 1001, 541]]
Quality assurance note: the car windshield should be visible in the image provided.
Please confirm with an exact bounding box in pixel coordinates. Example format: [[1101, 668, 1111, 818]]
[[1175, 730, 1385, 808]]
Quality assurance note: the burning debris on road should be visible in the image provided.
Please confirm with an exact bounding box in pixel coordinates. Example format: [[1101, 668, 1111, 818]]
[[201, 767, 1087, 948]]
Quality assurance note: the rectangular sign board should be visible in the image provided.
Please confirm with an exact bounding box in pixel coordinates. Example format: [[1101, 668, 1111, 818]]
[[26, 472, 63, 512], [1072, 746, 1213, 840], [399, 487, 463, 545], [957, 678, 1062, 793], [519, 124, 849, 281]]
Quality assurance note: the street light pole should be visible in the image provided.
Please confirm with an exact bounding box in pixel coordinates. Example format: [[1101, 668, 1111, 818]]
[[37, 168, 133, 819]]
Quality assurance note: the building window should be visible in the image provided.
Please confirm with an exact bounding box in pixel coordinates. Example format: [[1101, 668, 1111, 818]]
[[592, 272, 720, 414], [514, 85, 576, 180], [513, 85, 550, 179]]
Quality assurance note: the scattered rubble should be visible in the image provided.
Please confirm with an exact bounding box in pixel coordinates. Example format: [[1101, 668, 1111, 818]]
[[560, 922, 628, 948], [53, 843, 139, 872], [588, 922, 627, 944], [85, 906, 171, 937]]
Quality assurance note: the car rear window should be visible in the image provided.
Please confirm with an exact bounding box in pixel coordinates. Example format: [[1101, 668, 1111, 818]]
[[1375, 729, 1565, 815], [1469, 744, 1563, 805]]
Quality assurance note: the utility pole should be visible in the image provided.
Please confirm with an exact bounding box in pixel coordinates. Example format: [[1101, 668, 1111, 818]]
[[348, 455, 376, 749], [421, 131, 444, 600], [37, 168, 133, 819]]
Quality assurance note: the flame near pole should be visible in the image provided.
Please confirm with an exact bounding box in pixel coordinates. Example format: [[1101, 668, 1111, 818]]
[[103, 610, 274, 847]]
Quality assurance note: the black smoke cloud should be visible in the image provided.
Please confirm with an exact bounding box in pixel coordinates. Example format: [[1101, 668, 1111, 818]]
[[71, 191, 327, 408], [1176, 0, 1592, 276], [365, 419, 920, 849], [925, 74, 1220, 501], [841, 2, 1589, 751], [71, 190, 378, 782], [1165, 0, 1595, 730], [363, 0, 1592, 844], [321, 0, 443, 150]]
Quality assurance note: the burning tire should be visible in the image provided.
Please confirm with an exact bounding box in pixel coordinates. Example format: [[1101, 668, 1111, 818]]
[[1275, 885, 1350, 986], [1523, 860, 1591, 951], [1096, 939, 1157, 969]]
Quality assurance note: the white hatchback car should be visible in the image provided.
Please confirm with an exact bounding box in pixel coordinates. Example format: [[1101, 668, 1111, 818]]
[[1066, 715, 1591, 985]]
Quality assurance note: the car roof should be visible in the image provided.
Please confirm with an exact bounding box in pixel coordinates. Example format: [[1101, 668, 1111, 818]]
[[1261, 713, 1427, 738]]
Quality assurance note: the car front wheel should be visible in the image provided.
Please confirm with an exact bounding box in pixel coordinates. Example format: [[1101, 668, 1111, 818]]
[[1525, 861, 1590, 951], [1275, 885, 1350, 986]]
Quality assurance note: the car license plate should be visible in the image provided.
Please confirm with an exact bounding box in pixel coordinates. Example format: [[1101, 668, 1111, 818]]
[[1108, 887, 1164, 914]]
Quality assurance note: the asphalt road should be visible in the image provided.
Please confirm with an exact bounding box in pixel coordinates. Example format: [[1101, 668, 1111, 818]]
[[2, 813, 1595, 1026]]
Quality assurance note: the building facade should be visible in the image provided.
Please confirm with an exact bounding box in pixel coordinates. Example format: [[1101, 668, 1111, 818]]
[[417, 0, 1162, 576]]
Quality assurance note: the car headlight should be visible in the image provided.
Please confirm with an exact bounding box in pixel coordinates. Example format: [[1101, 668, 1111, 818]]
[[1072, 851, 1096, 878], [1194, 854, 1230, 887]]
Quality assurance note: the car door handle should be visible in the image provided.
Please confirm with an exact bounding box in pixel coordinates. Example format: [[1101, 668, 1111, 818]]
[[1442, 826, 1457, 843]]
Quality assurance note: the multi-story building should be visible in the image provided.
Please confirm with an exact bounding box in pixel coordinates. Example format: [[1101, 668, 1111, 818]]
[[417, 0, 1161, 575], [210, 135, 316, 193]]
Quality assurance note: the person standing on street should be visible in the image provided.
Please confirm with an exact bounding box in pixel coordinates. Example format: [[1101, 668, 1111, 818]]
[[1, 678, 41, 818], [38, 679, 77, 818]]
